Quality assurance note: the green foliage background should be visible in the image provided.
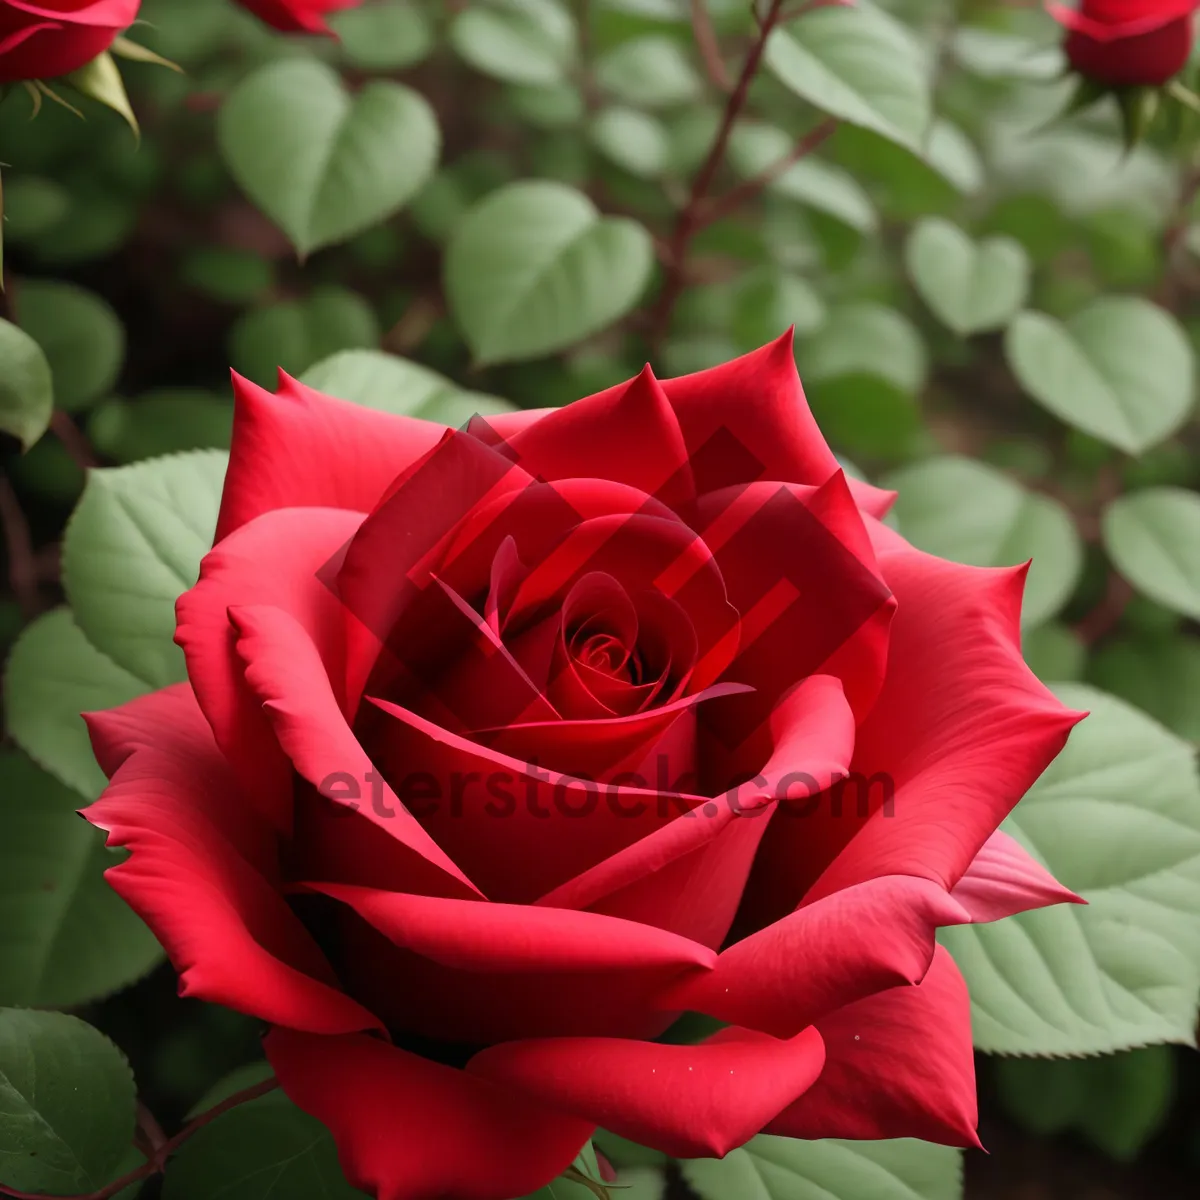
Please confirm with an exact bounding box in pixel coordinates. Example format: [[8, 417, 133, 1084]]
[[2, 1, 1200, 1198]]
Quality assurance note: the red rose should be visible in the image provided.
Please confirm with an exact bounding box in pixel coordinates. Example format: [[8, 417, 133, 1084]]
[[1049, 0, 1199, 86], [236, 0, 360, 35], [85, 335, 1083, 1200], [0, 0, 139, 83]]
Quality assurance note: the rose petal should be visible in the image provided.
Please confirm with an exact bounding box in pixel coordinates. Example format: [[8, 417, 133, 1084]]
[[367, 694, 713, 903], [793, 545, 1083, 909], [468, 1024, 825, 1159], [952, 829, 1084, 922], [175, 506, 364, 832], [500, 364, 695, 507], [695, 472, 892, 768], [1046, 0, 1199, 42], [304, 883, 715, 973], [215, 371, 449, 542], [229, 603, 481, 899], [766, 945, 980, 1148], [83, 685, 378, 1035], [663, 874, 971, 1038], [661, 330, 839, 493], [266, 1029, 592, 1200], [539, 675, 855, 948]]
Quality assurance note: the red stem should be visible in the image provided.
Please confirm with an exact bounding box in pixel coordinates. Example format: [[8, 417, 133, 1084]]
[[647, 0, 795, 350], [49, 410, 98, 472], [0, 471, 38, 618]]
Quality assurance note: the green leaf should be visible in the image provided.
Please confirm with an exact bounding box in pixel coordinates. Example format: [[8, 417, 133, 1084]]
[[0, 752, 162, 1008], [0, 176, 71, 243], [1088, 635, 1200, 743], [62, 451, 229, 689], [14, 281, 124, 413], [181, 248, 275, 305], [88, 391, 233, 463], [730, 267, 825, 349], [1006, 299, 1195, 454], [884, 456, 1083, 628], [923, 118, 984, 194], [800, 302, 926, 394], [4, 608, 147, 801], [450, 0, 576, 86], [941, 684, 1200, 1054], [0, 318, 53, 450], [809, 374, 922, 461], [1022, 622, 1086, 683], [331, 1, 434, 71], [727, 123, 876, 233], [302, 349, 514, 423], [218, 58, 440, 257], [229, 287, 381, 387], [763, 7, 931, 152], [682, 1136, 962, 1200], [0, 1009, 136, 1197], [162, 1089, 368, 1200], [594, 35, 702, 108], [952, 27, 1064, 81], [444, 181, 654, 365], [994, 1047, 1175, 1163], [905, 218, 1030, 336], [1102, 488, 1200, 621], [590, 107, 669, 178]]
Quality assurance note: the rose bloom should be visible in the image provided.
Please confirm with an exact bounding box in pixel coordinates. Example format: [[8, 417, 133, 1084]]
[[0, 0, 139, 83], [1049, 0, 1199, 86], [238, 0, 360, 34], [86, 334, 1084, 1200]]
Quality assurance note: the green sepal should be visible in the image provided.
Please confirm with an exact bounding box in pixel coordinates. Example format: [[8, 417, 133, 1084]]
[[1027, 75, 1110, 138], [62, 51, 139, 140], [1114, 85, 1161, 154], [110, 35, 183, 74]]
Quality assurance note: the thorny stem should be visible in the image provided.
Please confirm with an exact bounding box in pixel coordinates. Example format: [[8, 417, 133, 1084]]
[[0, 1079, 279, 1200], [697, 117, 837, 227], [648, 0, 830, 351]]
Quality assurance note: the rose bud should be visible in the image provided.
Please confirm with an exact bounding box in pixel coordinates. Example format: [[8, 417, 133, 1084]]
[[0, 0, 139, 83], [1049, 0, 1199, 87]]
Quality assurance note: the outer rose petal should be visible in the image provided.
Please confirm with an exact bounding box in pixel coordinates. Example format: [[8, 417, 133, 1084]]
[[500, 365, 695, 507], [83, 685, 378, 1035], [951, 829, 1084, 922], [237, 0, 359, 36], [662, 330, 841, 494], [467, 1025, 826, 1159], [0, 0, 132, 83], [759, 540, 1083, 914], [266, 1029, 592, 1200], [766, 946, 980, 1148], [215, 371, 448, 542], [176, 506, 365, 832], [662, 875, 971, 1039], [1046, 0, 1199, 41]]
